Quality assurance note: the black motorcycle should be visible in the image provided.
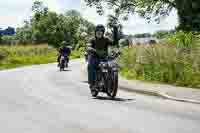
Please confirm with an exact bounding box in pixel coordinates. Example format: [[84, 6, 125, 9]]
[[89, 51, 120, 98], [59, 55, 69, 71]]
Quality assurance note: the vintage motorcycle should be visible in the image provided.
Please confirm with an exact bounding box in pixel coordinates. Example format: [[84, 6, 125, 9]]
[[89, 51, 120, 98]]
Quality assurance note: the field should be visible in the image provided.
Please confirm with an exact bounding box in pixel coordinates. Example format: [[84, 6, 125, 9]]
[[0, 44, 82, 70]]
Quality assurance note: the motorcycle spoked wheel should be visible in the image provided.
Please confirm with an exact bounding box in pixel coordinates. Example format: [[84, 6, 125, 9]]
[[107, 71, 118, 98], [91, 89, 99, 97], [90, 72, 101, 97]]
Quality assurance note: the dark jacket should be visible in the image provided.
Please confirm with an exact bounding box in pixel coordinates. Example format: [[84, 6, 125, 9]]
[[88, 37, 115, 58], [59, 46, 71, 56]]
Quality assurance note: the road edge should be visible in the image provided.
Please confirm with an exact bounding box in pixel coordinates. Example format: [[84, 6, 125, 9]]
[[119, 85, 200, 104]]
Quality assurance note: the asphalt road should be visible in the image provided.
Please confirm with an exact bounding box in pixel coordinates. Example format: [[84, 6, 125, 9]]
[[0, 60, 200, 133]]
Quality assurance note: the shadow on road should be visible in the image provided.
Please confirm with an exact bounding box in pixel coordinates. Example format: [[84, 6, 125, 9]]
[[58, 69, 72, 72], [93, 96, 135, 102], [82, 81, 89, 83]]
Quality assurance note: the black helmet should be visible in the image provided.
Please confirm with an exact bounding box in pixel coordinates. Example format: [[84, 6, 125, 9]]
[[95, 24, 105, 33]]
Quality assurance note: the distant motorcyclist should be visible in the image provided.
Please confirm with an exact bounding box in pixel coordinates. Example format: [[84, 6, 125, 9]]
[[86, 24, 117, 89], [57, 41, 71, 66]]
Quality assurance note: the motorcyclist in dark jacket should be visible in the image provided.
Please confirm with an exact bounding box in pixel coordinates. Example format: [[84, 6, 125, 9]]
[[57, 41, 71, 66], [86, 24, 116, 89]]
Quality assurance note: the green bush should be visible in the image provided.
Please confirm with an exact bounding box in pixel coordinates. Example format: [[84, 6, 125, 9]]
[[70, 47, 84, 59], [0, 44, 57, 70], [167, 31, 193, 48], [1, 35, 17, 45]]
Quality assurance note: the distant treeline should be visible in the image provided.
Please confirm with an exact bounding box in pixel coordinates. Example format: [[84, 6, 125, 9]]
[[0, 0, 95, 49], [131, 30, 176, 39]]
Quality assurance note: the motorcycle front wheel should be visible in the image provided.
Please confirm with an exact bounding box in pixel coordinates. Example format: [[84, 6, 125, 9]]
[[107, 71, 118, 98], [91, 90, 98, 97]]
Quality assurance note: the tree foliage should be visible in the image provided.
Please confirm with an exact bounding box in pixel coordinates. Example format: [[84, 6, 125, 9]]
[[134, 33, 152, 38], [152, 30, 175, 39], [0, 31, 2, 44], [84, 0, 200, 31]]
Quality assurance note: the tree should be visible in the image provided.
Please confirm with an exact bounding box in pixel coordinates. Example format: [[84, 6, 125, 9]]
[[16, 21, 32, 44], [0, 34, 1, 43], [0, 27, 15, 36], [0, 28, 2, 43], [106, 15, 119, 31], [32, 0, 47, 13], [79, 18, 95, 44], [134, 33, 152, 38], [84, 0, 200, 32], [15, 0, 95, 48], [65, 9, 81, 17], [3, 27, 15, 35], [153, 30, 175, 39], [64, 10, 81, 48], [80, 19, 95, 36], [119, 38, 129, 47]]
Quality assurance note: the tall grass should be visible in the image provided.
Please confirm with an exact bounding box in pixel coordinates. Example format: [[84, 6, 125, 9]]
[[0, 43, 83, 70], [0, 44, 57, 69], [118, 32, 200, 88]]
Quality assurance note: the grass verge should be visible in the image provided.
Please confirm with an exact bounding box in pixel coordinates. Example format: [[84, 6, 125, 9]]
[[118, 32, 200, 89], [0, 44, 82, 70]]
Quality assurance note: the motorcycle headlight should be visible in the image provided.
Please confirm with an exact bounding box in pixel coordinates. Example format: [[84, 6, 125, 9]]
[[103, 63, 106, 67], [102, 69, 108, 72], [99, 62, 107, 67]]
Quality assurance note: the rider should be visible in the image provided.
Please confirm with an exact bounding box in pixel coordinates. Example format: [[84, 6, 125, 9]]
[[86, 24, 117, 89], [57, 41, 71, 66]]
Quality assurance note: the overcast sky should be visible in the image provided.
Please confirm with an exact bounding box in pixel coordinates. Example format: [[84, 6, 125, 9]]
[[0, 0, 80, 28], [0, 0, 178, 34]]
